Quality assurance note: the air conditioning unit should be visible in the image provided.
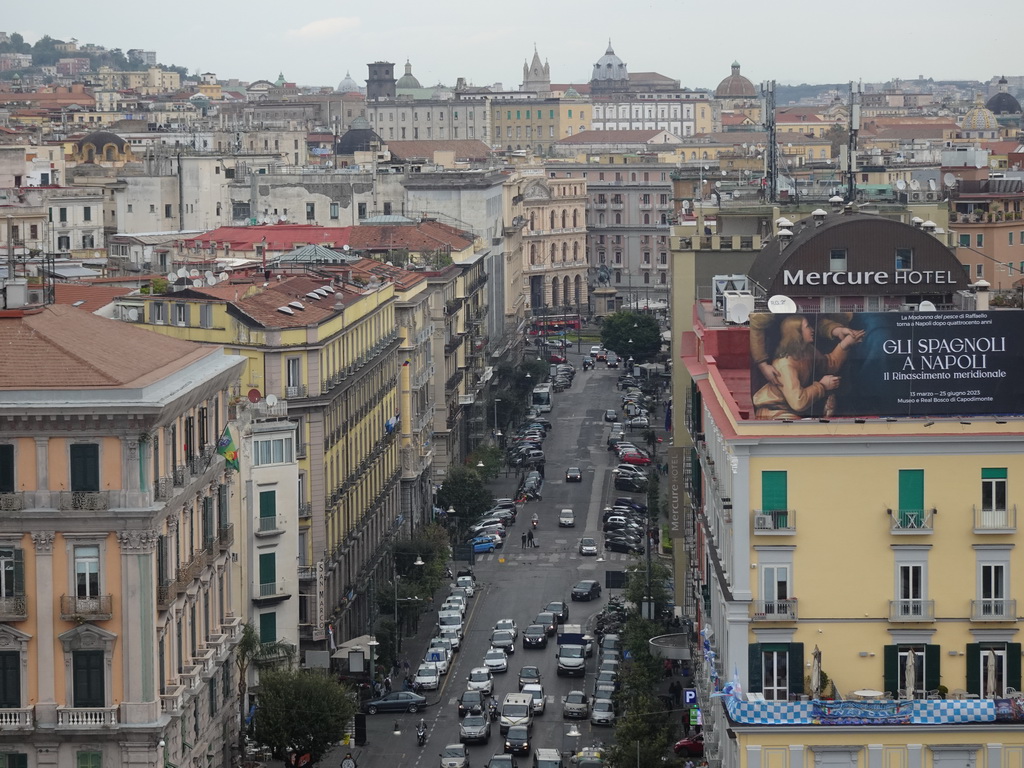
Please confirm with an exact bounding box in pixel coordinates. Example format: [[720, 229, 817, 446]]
[[754, 514, 773, 530]]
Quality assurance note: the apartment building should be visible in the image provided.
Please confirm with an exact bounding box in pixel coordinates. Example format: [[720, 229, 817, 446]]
[[0, 299, 245, 768], [491, 98, 592, 154], [522, 173, 589, 311], [114, 273, 402, 646], [669, 213, 1024, 768]]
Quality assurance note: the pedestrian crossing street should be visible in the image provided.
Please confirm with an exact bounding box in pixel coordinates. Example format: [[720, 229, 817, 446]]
[[474, 548, 639, 564]]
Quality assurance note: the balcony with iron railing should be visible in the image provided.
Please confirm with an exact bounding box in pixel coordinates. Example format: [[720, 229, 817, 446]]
[[255, 580, 289, 601], [889, 599, 936, 622], [58, 491, 110, 511], [973, 504, 1017, 533], [255, 516, 282, 537], [750, 599, 798, 621], [888, 508, 935, 533], [0, 595, 27, 621], [752, 509, 796, 534], [445, 369, 464, 393], [217, 523, 234, 550], [60, 594, 113, 621], [298, 502, 312, 520], [56, 706, 118, 728], [0, 491, 24, 511], [970, 598, 1017, 622]]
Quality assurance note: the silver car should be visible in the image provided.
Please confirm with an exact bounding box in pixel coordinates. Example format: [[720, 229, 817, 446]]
[[562, 690, 589, 719], [459, 714, 491, 745], [590, 698, 616, 726], [440, 744, 470, 768], [466, 667, 494, 694]]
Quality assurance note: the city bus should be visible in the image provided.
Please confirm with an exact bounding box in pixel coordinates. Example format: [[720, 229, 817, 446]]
[[528, 313, 581, 336], [531, 383, 553, 413]]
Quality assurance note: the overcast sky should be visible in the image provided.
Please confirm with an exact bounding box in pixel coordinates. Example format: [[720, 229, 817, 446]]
[[5, 0, 1016, 91]]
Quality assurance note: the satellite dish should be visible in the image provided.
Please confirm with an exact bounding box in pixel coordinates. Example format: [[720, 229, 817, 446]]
[[909, 179, 921, 191], [681, 200, 690, 210], [93, 251, 101, 259], [768, 295, 797, 314], [247, 388, 262, 403], [342, 244, 351, 252], [928, 179, 936, 191], [918, 300, 937, 312], [206, 277, 217, 286], [896, 179, 906, 191], [176, 268, 188, 278], [266, 394, 279, 407], [218, 271, 229, 282], [192, 278, 203, 288], [127, 308, 139, 321], [189, 268, 200, 278], [727, 302, 751, 324], [166, 272, 177, 283], [943, 172, 956, 188], [204, 270, 215, 282], [715, 181, 722, 189]]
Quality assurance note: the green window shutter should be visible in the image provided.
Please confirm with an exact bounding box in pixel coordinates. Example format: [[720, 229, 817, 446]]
[[0, 443, 13, 493], [982, 468, 1007, 479], [77, 753, 102, 768], [898, 469, 924, 511], [4, 754, 30, 768], [69, 444, 100, 492], [259, 490, 276, 519], [258, 553, 275, 586], [965, 643, 981, 695], [1007, 643, 1022, 691], [747, 644, 762, 692], [787, 643, 804, 696], [883, 645, 899, 695], [761, 471, 787, 511], [73, 651, 104, 708], [0, 650, 20, 707], [924, 644, 941, 691], [259, 611, 277, 643], [13, 548, 24, 595]]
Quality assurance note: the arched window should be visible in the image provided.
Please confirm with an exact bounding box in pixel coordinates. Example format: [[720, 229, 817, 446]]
[[530, 243, 538, 264], [572, 209, 578, 228], [105, 146, 116, 161], [631, 173, 637, 182], [572, 242, 579, 261], [690, 152, 696, 160], [561, 243, 568, 262], [659, 273, 667, 284], [615, 213, 621, 225], [549, 211, 555, 229], [598, 213, 605, 225], [561, 210, 567, 228], [529, 211, 535, 230], [643, 272, 651, 284], [549, 244, 556, 262], [643, 213, 650, 225], [216, 202, 222, 216]]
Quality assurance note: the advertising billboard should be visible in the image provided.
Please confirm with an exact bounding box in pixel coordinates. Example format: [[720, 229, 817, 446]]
[[749, 311, 1024, 418]]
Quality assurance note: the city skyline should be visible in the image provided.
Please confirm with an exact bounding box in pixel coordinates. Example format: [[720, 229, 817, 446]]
[[5, 0, 1020, 93]]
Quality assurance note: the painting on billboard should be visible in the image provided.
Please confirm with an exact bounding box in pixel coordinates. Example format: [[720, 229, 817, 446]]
[[749, 311, 1024, 419]]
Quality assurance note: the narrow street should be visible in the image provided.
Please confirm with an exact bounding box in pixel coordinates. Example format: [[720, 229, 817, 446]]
[[326, 353, 669, 768]]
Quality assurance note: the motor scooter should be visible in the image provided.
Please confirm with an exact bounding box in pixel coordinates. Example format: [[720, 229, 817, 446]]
[[416, 726, 427, 747]]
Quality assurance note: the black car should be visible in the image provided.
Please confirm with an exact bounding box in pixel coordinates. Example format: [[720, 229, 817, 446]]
[[459, 690, 486, 717], [604, 409, 618, 422], [605, 538, 644, 554], [504, 725, 531, 756], [565, 466, 582, 482], [522, 624, 548, 649], [362, 690, 427, 714], [614, 497, 648, 514], [571, 580, 602, 601], [486, 756, 518, 768], [534, 611, 557, 636], [544, 601, 569, 623], [614, 476, 648, 493]]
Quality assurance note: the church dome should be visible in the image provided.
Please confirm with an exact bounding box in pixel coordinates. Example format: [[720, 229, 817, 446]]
[[592, 41, 628, 83], [76, 131, 127, 153], [337, 117, 382, 154], [986, 77, 1021, 115], [962, 95, 999, 131], [715, 61, 756, 98], [336, 71, 361, 93], [396, 60, 421, 89]]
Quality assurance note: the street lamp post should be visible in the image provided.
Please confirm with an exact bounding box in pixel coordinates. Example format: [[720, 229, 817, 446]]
[[393, 554, 424, 657], [493, 397, 502, 443]]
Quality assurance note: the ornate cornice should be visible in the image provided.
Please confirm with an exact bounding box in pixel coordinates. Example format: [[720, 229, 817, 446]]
[[116, 529, 160, 553]]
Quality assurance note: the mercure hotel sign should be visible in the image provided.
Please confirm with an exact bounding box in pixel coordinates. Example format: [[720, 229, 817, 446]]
[[783, 269, 959, 286]]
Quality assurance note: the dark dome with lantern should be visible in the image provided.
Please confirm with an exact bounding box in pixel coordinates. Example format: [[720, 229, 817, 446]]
[[715, 61, 756, 99], [336, 117, 383, 155], [986, 77, 1022, 115]]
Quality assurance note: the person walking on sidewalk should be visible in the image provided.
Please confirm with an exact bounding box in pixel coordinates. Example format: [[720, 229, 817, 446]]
[[521, 531, 527, 549], [527, 529, 535, 548]]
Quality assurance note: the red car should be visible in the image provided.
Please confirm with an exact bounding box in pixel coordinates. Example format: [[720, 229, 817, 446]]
[[619, 451, 652, 466], [549, 353, 567, 364], [673, 734, 704, 757]]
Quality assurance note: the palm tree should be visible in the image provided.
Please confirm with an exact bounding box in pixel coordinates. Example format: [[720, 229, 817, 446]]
[[234, 623, 295, 762]]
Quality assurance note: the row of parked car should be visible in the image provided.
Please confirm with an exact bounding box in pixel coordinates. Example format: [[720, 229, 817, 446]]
[[465, 498, 520, 553]]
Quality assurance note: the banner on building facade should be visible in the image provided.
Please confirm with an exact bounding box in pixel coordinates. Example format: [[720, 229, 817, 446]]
[[749, 311, 1024, 419], [667, 446, 685, 540], [312, 561, 326, 642]]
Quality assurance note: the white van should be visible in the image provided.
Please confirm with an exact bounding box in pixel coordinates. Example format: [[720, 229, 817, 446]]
[[499, 692, 534, 734], [437, 610, 464, 638]]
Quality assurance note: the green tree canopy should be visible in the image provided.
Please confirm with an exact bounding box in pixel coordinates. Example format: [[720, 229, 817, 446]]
[[611, 617, 672, 767], [600, 312, 662, 363], [253, 669, 356, 764], [436, 465, 493, 536]]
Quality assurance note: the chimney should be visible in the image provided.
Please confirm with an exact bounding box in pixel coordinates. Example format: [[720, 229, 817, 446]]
[[973, 279, 990, 311]]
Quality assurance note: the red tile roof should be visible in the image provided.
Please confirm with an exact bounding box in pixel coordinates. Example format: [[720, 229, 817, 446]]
[[53, 283, 134, 312], [0, 304, 211, 390], [349, 220, 475, 252], [183, 224, 351, 252], [386, 140, 494, 162]]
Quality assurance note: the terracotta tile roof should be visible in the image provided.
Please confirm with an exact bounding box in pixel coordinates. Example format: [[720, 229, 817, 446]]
[[343, 258, 430, 290], [53, 283, 135, 312], [386, 140, 494, 162], [0, 304, 211, 390], [183, 224, 351, 252], [348, 220, 474, 252], [721, 113, 754, 125], [556, 129, 664, 145], [226, 276, 352, 329]]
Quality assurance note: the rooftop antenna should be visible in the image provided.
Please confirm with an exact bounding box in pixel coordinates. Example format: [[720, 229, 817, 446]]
[[847, 81, 862, 203]]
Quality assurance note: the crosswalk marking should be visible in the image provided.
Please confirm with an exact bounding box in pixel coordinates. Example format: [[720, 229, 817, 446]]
[[475, 551, 636, 564]]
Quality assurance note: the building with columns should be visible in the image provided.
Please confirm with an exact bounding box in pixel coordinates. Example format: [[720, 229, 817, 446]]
[[0, 302, 245, 768], [521, 173, 589, 311]]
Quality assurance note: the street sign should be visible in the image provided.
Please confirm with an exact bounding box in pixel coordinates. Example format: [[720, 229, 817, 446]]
[[683, 689, 697, 705]]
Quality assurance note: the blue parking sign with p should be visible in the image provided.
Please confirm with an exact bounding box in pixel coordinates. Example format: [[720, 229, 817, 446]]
[[683, 689, 697, 705]]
